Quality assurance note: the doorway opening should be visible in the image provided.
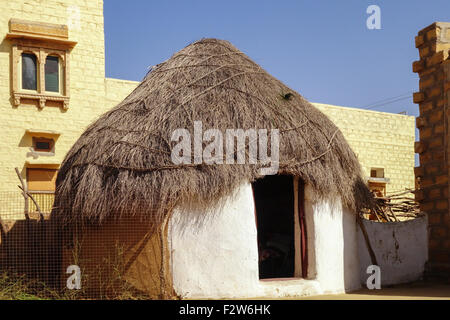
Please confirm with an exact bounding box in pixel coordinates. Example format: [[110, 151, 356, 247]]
[[252, 174, 296, 279]]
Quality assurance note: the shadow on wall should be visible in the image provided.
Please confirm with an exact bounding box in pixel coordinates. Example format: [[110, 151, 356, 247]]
[[343, 207, 360, 292], [0, 38, 15, 109]]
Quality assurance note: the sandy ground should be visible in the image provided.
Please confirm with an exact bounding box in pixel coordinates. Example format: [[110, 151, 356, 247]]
[[299, 281, 450, 300]]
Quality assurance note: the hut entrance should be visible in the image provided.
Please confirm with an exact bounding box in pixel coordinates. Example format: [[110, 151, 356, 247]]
[[252, 175, 303, 279]]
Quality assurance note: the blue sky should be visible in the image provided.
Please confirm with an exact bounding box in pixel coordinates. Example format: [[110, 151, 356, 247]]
[[104, 0, 450, 117]]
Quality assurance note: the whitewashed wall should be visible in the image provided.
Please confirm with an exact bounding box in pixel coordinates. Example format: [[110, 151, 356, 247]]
[[358, 214, 428, 286], [168, 183, 261, 298], [168, 182, 362, 299], [304, 186, 361, 294]]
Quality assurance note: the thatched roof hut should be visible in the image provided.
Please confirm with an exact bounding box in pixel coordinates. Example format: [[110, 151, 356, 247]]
[[52, 38, 372, 227], [47, 38, 378, 299]]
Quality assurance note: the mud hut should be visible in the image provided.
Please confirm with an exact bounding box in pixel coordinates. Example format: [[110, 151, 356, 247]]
[[50, 38, 373, 299]]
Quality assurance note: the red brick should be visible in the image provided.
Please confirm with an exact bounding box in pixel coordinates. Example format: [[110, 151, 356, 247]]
[[426, 51, 446, 67], [443, 213, 450, 225], [429, 188, 442, 199], [413, 60, 424, 73], [420, 201, 435, 212], [430, 252, 450, 264], [431, 226, 447, 239], [429, 137, 443, 148], [443, 240, 450, 250], [433, 124, 444, 134], [445, 81, 450, 92], [415, 35, 424, 48], [420, 152, 432, 162], [430, 110, 443, 123], [419, 67, 437, 77], [436, 200, 449, 210], [429, 213, 443, 225], [419, 101, 432, 113], [420, 46, 430, 58], [414, 92, 425, 104], [414, 166, 424, 177], [425, 164, 439, 175], [433, 150, 445, 161], [415, 190, 425, 201], [415, 141, 426, 153], [416, 116, 427, 128], [420, 177, 434, 187], [436, 175, 448, 185], [420, 77, 434, 90], [429, 239, 441, 250], [429, 87, 442, 98], [420, 127, 432, 139], [436, 71, 446, 81]]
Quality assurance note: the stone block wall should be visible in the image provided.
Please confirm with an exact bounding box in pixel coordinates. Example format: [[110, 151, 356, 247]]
[[413, 22, 450, 279]]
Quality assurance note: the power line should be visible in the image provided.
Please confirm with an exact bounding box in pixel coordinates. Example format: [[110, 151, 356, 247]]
[[361, 91, 413, 110], [362, 92, 412, 108], [364, 95, 413, 110]]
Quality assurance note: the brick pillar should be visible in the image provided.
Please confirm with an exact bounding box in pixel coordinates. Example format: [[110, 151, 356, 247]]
[[413, 22, 450, 280]]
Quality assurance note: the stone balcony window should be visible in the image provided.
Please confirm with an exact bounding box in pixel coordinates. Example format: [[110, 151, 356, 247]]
[[5, 19, 77, 110]]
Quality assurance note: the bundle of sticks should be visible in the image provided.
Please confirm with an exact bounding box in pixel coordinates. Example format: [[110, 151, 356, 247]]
[[363, 189, 420, 222]]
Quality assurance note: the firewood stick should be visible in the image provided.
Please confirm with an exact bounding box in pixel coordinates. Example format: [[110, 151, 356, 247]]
[[15, 167, 29, 220], [18, 185, 44, 221], [357, 215, 378, 265]]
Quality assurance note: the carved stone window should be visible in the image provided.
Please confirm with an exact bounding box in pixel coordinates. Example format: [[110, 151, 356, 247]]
[[5, 19, 76, 110]]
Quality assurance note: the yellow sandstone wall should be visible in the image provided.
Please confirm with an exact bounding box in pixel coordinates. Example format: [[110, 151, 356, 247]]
[[0, 0, 138, 218], [105, 77, 139, 105], [314, 103, 416, 195]]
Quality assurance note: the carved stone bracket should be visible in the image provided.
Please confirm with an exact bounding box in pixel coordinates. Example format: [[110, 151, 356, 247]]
[[13, 92, 70, 109]]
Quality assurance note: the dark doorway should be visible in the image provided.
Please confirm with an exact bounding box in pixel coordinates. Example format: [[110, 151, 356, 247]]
[[252, 175, 295, 279]]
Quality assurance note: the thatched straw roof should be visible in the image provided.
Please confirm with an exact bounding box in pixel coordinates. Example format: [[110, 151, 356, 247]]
[[51, 38, 373, 226]]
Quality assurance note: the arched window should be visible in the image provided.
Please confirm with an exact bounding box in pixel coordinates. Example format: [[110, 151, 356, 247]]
[[21, 53, 37, 90], [8, 19, 75, 109], [45, 55, 60, 93]]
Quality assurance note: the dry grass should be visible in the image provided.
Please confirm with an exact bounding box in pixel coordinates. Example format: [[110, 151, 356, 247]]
[[0, 271, 81, 300], [52, 38, 373, 228]]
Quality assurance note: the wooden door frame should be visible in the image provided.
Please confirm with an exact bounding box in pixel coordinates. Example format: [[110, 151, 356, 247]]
[[252, 175, 308, 280], [297, 178, 308, 279]]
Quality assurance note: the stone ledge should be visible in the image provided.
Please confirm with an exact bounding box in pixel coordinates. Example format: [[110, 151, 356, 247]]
[[13, 92, 69, 110], [9, 18, 68, 39]]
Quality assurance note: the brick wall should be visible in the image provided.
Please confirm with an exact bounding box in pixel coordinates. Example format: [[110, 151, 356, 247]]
[[413, 22, 450, 278], [315, 103, 416, 195]]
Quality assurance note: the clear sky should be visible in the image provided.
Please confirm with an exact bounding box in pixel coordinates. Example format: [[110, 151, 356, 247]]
[[104, 0, 450, 117]]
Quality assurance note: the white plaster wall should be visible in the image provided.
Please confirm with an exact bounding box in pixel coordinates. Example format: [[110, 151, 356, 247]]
[[169, 182, 262, 299], [304, 186, 361, 294], [169, 182, 361, 298], [358, 214, 428, 286]]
